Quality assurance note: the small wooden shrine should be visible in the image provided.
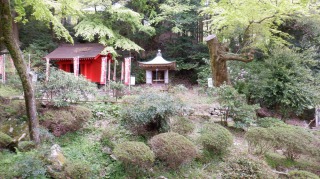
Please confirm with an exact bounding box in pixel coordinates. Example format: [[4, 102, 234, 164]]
[[44, 43, 112, 84], [138, 50, 176, 84]]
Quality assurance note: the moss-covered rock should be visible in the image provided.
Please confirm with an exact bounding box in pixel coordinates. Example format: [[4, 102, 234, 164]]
[[149, 132, 197, 169], [0, 132, 13, 148], [18, 141, 36, 152]]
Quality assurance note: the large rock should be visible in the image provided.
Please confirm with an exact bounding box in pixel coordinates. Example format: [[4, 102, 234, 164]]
[[49, 144, 66, 169]]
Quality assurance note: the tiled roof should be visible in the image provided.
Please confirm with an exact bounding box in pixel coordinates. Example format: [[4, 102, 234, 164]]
[[44, 43, 105, 60]]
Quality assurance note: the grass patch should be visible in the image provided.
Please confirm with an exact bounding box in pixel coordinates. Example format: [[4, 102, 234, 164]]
[[0, 85, 21, 97]]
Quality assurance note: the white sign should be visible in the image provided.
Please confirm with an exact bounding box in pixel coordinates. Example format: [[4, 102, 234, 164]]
[[130, 76, 135, 85], [208, 78, 213, 88]]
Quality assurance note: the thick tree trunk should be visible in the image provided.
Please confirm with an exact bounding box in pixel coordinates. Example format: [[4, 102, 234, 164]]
[[0, 0, 40, 144], [205, 34, 229, 87]]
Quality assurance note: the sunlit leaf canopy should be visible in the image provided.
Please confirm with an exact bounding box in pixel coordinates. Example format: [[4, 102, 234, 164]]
[[75, 0, 155, 57], [201, 0, 320, 51]]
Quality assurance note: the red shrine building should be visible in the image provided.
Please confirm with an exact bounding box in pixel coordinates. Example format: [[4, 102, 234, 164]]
[[44, 43, 112, 84]]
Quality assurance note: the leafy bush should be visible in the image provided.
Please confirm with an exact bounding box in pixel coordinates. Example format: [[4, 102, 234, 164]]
[[220, 155, 277, 179], [40, 105, 92, 136], [0, 132, 13, 148], [17, 141, 36, 152], [170, 116, 194, 136], [256, 117, 284, 128], [149, 132, 197, 169], [231, 48, 318, 117], [199, 123, 233, 155], [110, 81, 125, 100], [288, 170, 320, 179], [245, 127, 274, 155], [246, 124, 320, 160], [38, 68, 98, 107], [113, 141, 155, 173], [63, 160, 91, 179], [269, 125, 319, 160], [217, 84, 259, 129], [16, 153, 47, 178], [121, 93, 183, 135], [100, 126, 132, 149]]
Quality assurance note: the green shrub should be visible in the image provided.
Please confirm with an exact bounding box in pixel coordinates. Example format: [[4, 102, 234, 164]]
[[18, 141, 36, 152], [121, 93, 183, 135], [245, 127, 274, 155], [217, 84, 259, 129], [40, 105, 92, 136], [100, 126, 132, 149], [113, 141, 155, 172], [64, 160, 91, 179], [170, 116, 194, 135], [256, 117, 285, 128], [199, 123, 233, 155], [288, 170, 320, 179], [269, 125, 318, 160], [0, 132, 13, 148], [149, 132, 197, 169], [220, 155, 277, 179], [16, 153, 47, 178], [38, 68, 98, 107]]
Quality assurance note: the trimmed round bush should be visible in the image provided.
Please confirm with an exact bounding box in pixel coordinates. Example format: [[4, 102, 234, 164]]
[[199, 123, 233, 155], [256, 117, 284, 128], [288, 170, 319, 179], [245, 127, 274, 155], [0, 132, 13, 148], [170, 116, 194, 136], [149, 132, 197, 169], [221, 155, 277, 179], [113, 141, 155, 169]]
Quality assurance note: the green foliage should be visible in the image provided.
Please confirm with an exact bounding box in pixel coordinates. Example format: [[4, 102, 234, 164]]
[[89, 102, 121, 120], [0, 150, 47, 178], [149, 132, 197, 169], [288, 170, 320, 179], [170, 116, 194, 136], [14, 0, 76, 43], [220, 155, 277, 179], [269, 125, 319, 160], [56, 131, 126, 178], [121, 93, 183, 135], [217, 84, 259, 129], [100, 125, 133, 149], [63, 160, 91, 179], [231, 48, 318, 117], [246, 124, 320, 160], [38, 68, 98, 107], [0, 132, 13, 148], [17, 141, 36, 152], [245, 127, 275, 155], [40, 105, 92, 136], [199, 123, 233, 156], [75, 1, 155, 56], [256, 117, 285, 128], [202, 0, 312, 50], [113, 141, 155, 172]]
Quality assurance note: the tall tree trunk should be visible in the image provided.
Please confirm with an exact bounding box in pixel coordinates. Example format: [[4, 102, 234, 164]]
[[0, 0, 40, 144], [205, 34, 229, 87], [205, 34, 254, 87]]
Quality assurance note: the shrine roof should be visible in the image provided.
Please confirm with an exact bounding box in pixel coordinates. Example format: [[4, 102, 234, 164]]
[[138, 50, 176, 70], [44, 43, 105, 60]]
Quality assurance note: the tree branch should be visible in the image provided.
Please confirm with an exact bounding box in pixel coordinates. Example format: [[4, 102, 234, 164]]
[[221, 50, 255, 62]]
